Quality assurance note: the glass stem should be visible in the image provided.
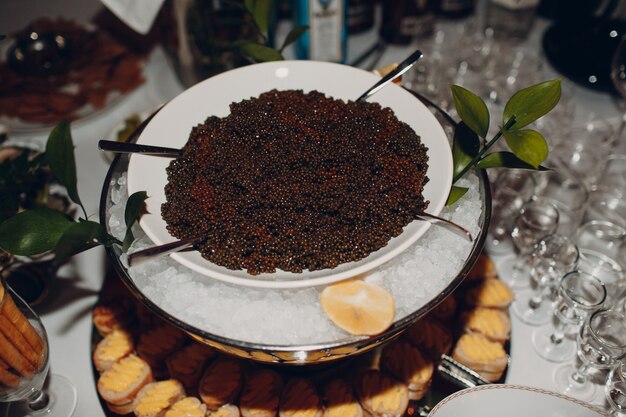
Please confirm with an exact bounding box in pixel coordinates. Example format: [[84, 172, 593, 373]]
[[549, 320, 566, 345], [571, 363, 591, 384], [26, 388, 50, 412], [528, 283, 549, 310], [511, 253, 528, 277]]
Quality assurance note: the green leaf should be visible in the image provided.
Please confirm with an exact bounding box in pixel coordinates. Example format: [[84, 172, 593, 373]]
[[280, 25, 309, 52], [240, 42, 284, 62], [503, 129, 549, 168], [503, 79, 561, 130], [54, 220, 108, 264], [45, 121, 86, 217], [244, 0, 272, 37], [449, 84, 490, 138], [0, 208, 74, 256], [446, 186, 469, 207], [452, 122, 481, 179], [123, 191, 148, 252], [476, 151, 551, 170]]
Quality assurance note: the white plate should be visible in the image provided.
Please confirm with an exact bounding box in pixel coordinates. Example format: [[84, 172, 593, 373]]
[[127, 60, 452, 289], [429, 384, 606, 417]]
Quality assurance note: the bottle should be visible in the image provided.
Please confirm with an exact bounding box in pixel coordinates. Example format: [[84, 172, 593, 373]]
[[347, 0, 375, 34], [437, 0, 476, 19], [293, 0, 347, 63], [380, 0, 435, 45], [485, 0, 540, 40]]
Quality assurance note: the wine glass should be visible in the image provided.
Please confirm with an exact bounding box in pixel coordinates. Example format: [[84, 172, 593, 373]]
[[532, 270, 607, 363], [512, 234, 579, 326], [606, 360, 626, 416], [532, 170, 589, 238], [485, 169, 536, 255], [575, 220, 626, 308], [555, 309, 626, 402], [500, 197, 560, 289], [0, 277, 77, 417]]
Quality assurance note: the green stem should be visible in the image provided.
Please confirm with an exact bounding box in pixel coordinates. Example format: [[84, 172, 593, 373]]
[[453, 116, 517, 183]]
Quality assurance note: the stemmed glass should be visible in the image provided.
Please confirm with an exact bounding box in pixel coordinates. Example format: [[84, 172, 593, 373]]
[[486, 169, 536, 255], [500, 197, 560, 288], [532, 270, 607, 363], [606, 360, 626, 416], [575, 221, 626, 308], [512, 234, 579, 326], [0, 277, 77, 417], [532, 170, 589, 238], [554, 309, 626, 401]]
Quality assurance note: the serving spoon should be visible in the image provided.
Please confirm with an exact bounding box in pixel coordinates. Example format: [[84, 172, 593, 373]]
[[126, 213, 472, 267]]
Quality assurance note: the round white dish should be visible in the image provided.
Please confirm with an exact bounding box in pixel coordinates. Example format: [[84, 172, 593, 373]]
[[428, 384, 607, 417], [127, 60, 453, 289]]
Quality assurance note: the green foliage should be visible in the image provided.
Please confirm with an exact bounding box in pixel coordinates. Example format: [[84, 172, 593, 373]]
[[45, 121, 86, 217], [239, 0, 308, 63], [123, 191, 148, 252], [447, 79, 560, 206], [0, 122, 146, 266], [0, 149, 48, 223], [450, 85, 490, 138], [0, 208, 74, 256]]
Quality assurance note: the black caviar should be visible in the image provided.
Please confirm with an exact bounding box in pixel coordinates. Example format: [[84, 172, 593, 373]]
[[162, 89, 429, 275]]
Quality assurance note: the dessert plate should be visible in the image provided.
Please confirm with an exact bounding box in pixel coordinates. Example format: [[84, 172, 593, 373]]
[[428, 384, 606, 417], [127, 60, 453, 288]]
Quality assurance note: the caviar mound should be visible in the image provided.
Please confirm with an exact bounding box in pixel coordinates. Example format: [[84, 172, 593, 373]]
[[161, 89, 429, 275]]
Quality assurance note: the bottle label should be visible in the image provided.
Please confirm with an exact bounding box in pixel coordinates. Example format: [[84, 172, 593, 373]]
[[490, 0, 539, 9], [308, 0, 344, 62]]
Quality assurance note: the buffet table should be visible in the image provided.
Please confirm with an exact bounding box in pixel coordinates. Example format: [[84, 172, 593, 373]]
[[0, 4, 624, 416]]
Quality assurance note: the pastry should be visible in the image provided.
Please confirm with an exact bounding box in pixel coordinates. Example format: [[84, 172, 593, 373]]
[[97, 354, 154, 408], [321, 378, 363, 417], [166, 342, 216, 388], [199, 356, 244, 411], [164, 397, 207, 417], [279, 378, 323, 417], [137, 324, 187, 372], [209, 404, 241, 417], [355, 369, 409, 417], [461, 307, 511, 344], [239, 368, 283, 417], [93, 328, 134, 372], [465, 278, 514, 309], [452, 333, 508, 382], [380, 339, 434, 400], [404, 318, 453, 357], [92, 302, 134, 337], [132, 379, 186, 417]]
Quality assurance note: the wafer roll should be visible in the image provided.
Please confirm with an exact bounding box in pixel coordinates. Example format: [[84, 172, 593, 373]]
[[0, 315, 42, 367], [0, 330, 36, 377], [0, 286, 45, 356], [0, 356, 20, 389]]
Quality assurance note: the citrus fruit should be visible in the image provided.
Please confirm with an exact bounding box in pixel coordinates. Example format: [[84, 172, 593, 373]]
[[320, 280, 395, 336]]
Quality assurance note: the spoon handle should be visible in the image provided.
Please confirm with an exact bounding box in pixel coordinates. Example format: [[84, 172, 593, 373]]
[[98, 140, 182, 157], [417, 212, 473, 242], [356, 48, 423, 102], [127, 237, 201, 267]]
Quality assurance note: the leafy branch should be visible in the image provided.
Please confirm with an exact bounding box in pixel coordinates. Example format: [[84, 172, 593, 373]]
[[447, 79, 561, 205], [0, 122, 147, 266], [238, 0, 308, 63]]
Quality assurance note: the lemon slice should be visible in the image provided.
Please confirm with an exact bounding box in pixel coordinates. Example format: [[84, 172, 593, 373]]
[[320, 280, 394, 336]]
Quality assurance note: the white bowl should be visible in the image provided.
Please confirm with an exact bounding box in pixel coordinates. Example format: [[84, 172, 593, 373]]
[[429, 384, 606, 417], [127, 61, 452, 289]]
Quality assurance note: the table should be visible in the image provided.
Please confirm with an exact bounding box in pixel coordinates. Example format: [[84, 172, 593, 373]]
[[1, 4, 624, 416]]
